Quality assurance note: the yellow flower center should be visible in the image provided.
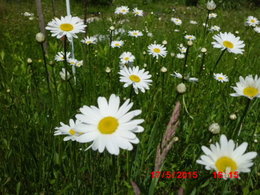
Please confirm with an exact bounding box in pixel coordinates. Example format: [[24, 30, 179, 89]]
[[133, 32, 138, 35], [251, 19, 256, 23], [218, 77, 224, 80], [243, 86, 259, 98], [124, 57, 130, 61], [153, 48, 161, 53], [86, 41, 92, 44], [122, 9, 126, 12], [60, 23, 74, 31], [69, 129, 76, 135], [215, 156, 238, 172], [115, 43, 121, 46], [223, 41, 234, 49], [129, 74, 141, 82], [98, 116, 119, 134]]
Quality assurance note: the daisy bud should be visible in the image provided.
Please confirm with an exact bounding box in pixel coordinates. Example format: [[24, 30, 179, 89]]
[[207, 0, 216, 11], [187, 40, 193, 46], [170, 52, 175, 57], [173, 136, 179, 142], [105, 67, 111, 73], [235, 31, 239, 34], [201, 48, 207, 53], [176, 83, 186, 94], [254, 139, 258, 143], [144, 63, 147, 67], [143, 51, 146, 55], [109, 26, 115, 31], [7, 89, 10, 93], [27, 58, 32, 64], [35, 32, 45, 43], [160, 66, 167, 72], [162, 40, 167, 45], [208, 123, 220, 134], [229, 113, 237, 120]]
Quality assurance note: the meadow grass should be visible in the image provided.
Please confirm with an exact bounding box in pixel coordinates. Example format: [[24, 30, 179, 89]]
[[0, 0, 260, 194]]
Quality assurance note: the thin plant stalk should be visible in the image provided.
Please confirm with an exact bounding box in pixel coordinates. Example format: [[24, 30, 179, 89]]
[[199, 52, 206, 75], [40, 43, 52, 97], [182, 45, 190, 81], [203, 10, 210, 38], [63, 36, 69, 118], [234, 99, 252, 138], [211, 49, 226, 75]]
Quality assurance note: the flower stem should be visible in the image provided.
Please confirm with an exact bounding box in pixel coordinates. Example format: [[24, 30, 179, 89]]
[[211, 49, 226, 75], [63, 36, 68, 118], [40, 43, 52, 97], [182, 45, 190, 80], [203, 10, 210, 38], [199, 52, 206, 75], [234, 99, 252, 138]]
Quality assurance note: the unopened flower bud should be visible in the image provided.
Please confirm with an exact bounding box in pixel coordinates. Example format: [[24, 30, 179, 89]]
[[160, 66, 167, 72], [207, 0, 216, 11], [35, 32, 45, 43], [27, 58, 32, 64], [109, 26, 115, 31], [187, 40, 193, 46], [176, 83, 186, 94], [173, 137, 179, 142], [162, 40, 167, 45], [229, 113, 237, 120], [201, 48, 207, 53], [105, 67, 111, 73], [209, 123, 220, 134]]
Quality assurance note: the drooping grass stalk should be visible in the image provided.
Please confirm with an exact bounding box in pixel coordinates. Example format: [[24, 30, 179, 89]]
[[40, 42, 52, 97], [211, 49, 226, 75], [234, 99, 252, 138]]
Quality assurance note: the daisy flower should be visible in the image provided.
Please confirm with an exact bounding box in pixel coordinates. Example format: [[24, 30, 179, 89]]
[[171, 17, 182, 25], [209, 13, 217, 19], [133, 8, 143, 16], [214, 73, 229, 82], [147, 44, 167, 59], [197, 134, 257, 179], [55, 119, 83, 141], [230, 75, 260, 100], [172, 72, 183, 79], [111, 40, 124, 48], [55, 51, 71, 62], [81, 36, 97, 45], [119, 66, 152, 94], [212, 32, 245, 54], [46, 15, 86, 42], [119, 52, 135, 64], [209, 25, 221, 32], [75, 94, 144, 155], [115, 6, 129, 15], [68, 58, 83, 67], [128, 30, 143, 37], [184, 35, 196, 41], [245, 16, 259, 27]]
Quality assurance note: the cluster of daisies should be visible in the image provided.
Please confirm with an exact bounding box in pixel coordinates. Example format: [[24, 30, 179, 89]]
[[115, 6, 143, 16], [44, 2, 259, 178], [245, 16, 260, 33]]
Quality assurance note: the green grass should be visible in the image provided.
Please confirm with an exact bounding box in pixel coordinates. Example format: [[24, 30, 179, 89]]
[[0, 0, 260, 194]]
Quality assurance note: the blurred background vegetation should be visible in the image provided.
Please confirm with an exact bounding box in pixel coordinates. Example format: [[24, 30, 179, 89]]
[[1, 0, 260, 8]]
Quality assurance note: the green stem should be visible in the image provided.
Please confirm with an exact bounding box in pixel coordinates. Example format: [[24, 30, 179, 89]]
[[211, 49, 226, 75], [234, 99, 252, 138], [63, 36, 68, 118], [40, 43, 52, 97], [203, 10, 210, 38], [182, 45, 190, 79], [199, 52, 206, 75]]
